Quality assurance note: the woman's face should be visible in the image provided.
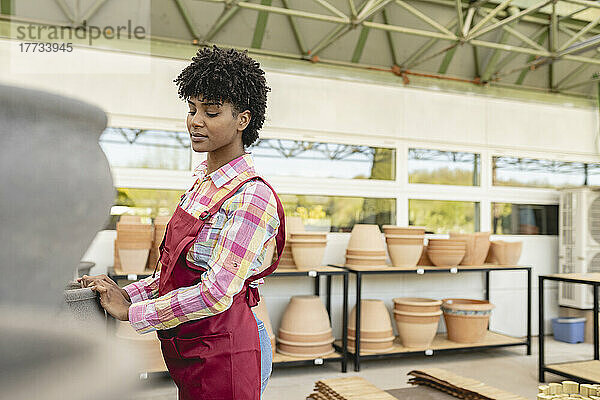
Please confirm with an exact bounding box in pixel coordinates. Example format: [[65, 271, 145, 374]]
[[186, 95, 250, 153]]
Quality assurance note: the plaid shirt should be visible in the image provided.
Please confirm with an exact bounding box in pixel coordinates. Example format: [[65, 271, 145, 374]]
[[123, 154, 280, 333]]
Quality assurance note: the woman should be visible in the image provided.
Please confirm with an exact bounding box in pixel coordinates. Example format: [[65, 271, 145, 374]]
[[81, 46, 286, 400]]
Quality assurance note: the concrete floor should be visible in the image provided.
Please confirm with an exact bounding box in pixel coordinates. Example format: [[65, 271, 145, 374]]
[[129, 338, 594, 400]]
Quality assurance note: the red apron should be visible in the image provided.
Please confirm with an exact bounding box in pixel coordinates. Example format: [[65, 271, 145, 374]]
[[153, 176, 286, 400]]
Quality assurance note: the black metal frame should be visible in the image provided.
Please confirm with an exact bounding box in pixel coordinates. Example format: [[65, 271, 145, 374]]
[[107, 266, 349, 373], [337, 265, 532, 372], [539, 275, 600, 383]]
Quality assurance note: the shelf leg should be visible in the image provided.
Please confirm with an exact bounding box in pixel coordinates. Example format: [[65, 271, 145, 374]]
[[527, 268, 532, 356], [314, 274, 320, 296], [354, 272, 362, 372], [326, 275, 332, 323], [594, 284, 599, 360], [538, 276, 545, 383], [342, 272, 348, 373], [485, 271, 490, 301]]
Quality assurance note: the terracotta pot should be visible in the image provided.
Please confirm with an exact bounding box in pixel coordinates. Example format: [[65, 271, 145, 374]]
[[387, 243, 423, 267], [291, 242, 326, 270], [290, 232, 327, 241], [347, 328, 394, 340], [442, 299, 494, 343], [347, 224, 385, 252], [347, 338, 394, 353], [346, 254, 388, 261], [277, 336, 334, 346], [153, 215, 171, 225], [116, 230, 154, 242], [393, 310, 441, 348], [253, 296, 275, 341], [119, 215, 143, 224], [345, 257, 387, 267], [346, 249, 386, 257], [348, 299, 393, 333], [427, 249, 465, 267], [392, 298, 441, 313], [286, 216, 305, 235], [417, 246, 432, 266], [278, 328, 333, 343], [427, 239, 466, 248], [118, 249, 150, 273], [385, 237, 424, 245], [489, 241, 523, 265], [115, 321, 166, 372], [449, 232, 491, 266], [383, 226, 426, 235], [279, 295, 332, 334], [276, 343, 335, 357]]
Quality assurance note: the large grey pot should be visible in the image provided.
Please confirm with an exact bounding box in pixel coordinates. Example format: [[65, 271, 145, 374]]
[[0, 84, 114, 310]]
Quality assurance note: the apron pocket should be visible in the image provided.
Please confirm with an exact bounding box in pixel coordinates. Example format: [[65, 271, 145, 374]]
[[172, 332, 235, 399]]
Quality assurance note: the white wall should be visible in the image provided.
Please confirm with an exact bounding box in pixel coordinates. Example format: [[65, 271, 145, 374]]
[[2, 38, 590, 338]]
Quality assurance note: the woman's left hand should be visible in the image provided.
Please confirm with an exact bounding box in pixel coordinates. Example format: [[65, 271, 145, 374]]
[[90, 280, 131, 321]]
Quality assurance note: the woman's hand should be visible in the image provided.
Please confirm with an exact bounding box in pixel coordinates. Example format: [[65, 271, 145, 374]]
[[78, 274, 130, 301], [89, 280, 131, 321]]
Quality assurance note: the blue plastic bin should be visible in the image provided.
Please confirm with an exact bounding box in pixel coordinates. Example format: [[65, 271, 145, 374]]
[[552, 317, 586, 344]]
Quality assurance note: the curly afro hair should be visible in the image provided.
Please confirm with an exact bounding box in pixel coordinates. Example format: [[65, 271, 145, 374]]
[[173, 45, 271, 147]]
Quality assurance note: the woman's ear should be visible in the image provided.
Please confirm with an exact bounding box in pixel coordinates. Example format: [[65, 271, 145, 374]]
[[238, 110, 251, 132]]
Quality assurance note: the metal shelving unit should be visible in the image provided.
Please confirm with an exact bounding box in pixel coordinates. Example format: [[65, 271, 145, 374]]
[[107, 265, 349, 373], [331, 264, 532, 372], [539, 273, 600, 383]]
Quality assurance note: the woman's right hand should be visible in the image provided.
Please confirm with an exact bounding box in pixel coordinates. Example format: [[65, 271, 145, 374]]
[[78, 274, 130, 302]]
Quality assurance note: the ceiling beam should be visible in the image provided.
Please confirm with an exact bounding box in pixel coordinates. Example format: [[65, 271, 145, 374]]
[[312, 0, 349, 19], [395, 0, 457, 37], [81, 0, 108, 23], [556, 60, 593, 89], [54, 0, 75, 23], [351, 18, 372, 62], [355, 0, 394, 23], [481, 6, 519, 81], [203, 1, 241, 42], [468, 0, 513, 36], [174, 0, 201, 40], [251, 0, 272, 49], [281, 0, 307, 55], [381, 8, 399, 65], [557, 14, 600, 52], [456, 0, 464, 35], [476, 8, 547, 52], [494, 28, 547, 78], [468, 0, 551, 41], [400, 18, 458, 67]]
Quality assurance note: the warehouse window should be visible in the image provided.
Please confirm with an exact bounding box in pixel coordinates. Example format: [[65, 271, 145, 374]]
[[492, 156, 585, 188], [249, 139, 396, 180], [280, 194, 396, 232], [408, 199, 480, 233], [408, 148, 480, 186], [104, 188, 184, 229], [492, 203, 558, 235], [100, 127, 192, 170]]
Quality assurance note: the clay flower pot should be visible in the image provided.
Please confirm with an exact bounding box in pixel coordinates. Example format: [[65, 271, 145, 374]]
[[290, 240, 326, 270], [417, 246, 433, 266], [348, 299, 393, 334], [442, 299, 495, 343], [118, 248, 151, 274], [392, 298, 442, 313], [385, 236, 424, 245], [279, 295, 332, 335], [427, 249, 465, 267], [290, 232, 327, 241], [427, 239, 466, 249], [347, 224, 385, 252], [449, 232, 491, 266], [286, 216, 305, 234], [382, 226, 426, 235], [253, 296, 275, 343], [345, 256, 387, 267], [276, 340, 335, 358], [387, 243, 423, 267], [346, 249, 386, 257], [115, 321, 166, 372], [489, 241, 523, 265], [393, 310, 441, 348], [347, 336, 395, 353]]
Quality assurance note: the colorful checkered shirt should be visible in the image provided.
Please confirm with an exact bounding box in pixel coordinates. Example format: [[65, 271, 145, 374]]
[[123, 153, 280, 334]]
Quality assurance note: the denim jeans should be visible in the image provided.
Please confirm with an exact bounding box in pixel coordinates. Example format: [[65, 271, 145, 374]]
[[254, 313, 272, 396]]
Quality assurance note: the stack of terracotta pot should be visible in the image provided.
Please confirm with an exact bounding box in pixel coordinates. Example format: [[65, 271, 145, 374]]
[[114, 215, 153, 273], [253, 296, 275, 357], [486, 241, 523, 265], [147, 215, 170, 271], [348, 299, 395, 353], [290, 232, 327, 270], [442, 298, 495, 343], [115, 320, 166, 372], [426, 239, 466, 267], [449, 232, 491, 266], [278, 216, 304, 269], [345, 225, 387, 267], [277, 295, 334, 357], [392, 298, 442, 348], [383, 226, 425, 267]]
